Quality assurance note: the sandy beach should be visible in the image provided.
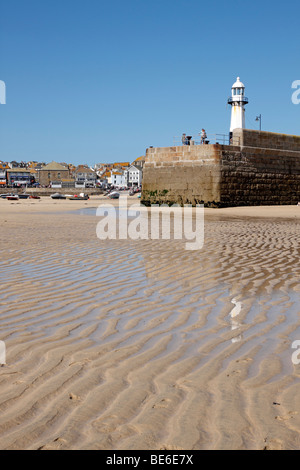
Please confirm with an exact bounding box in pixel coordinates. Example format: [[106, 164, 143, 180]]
[[0, 196, 300, 450]]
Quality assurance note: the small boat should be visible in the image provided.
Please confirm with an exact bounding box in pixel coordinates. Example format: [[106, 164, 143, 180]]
[[18, 194, 30, 199], [29, 195, 41, 199], [68, 193, 89, 200], [7, 195, 19, 200], [108, 191, 120, 199], [51, 193, 66, 200]]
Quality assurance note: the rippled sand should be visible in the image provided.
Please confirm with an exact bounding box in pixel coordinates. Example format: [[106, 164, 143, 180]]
[[0, 197, 300, 450]]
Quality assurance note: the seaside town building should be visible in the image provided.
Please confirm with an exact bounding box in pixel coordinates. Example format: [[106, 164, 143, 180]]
[[74, 165, 97, 189], [6, 168, 32, 187], [132, 156, 146, 168], [128, 164, 143, 187], [37, 161, 72, 187], [112, 162, 130, 169], [0, 163, 9, 186], [110, 170, 127, 187], [8, 161, 27, 169]]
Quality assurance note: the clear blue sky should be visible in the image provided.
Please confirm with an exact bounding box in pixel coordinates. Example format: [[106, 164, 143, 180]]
[[1, 0, 300, 165]]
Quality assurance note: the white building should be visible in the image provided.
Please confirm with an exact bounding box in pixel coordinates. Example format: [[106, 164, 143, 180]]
[[128, 165, 142, 187], [228, 77, 248, 133], [110, 171, 127, 187]]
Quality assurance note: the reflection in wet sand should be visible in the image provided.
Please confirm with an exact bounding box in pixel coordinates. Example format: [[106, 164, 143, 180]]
[[0, 209, 300, 450], [230, 298, 243, 343]]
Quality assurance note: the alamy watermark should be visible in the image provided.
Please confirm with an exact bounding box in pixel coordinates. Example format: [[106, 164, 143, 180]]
[[0, 80, 6, 104], [96, 196, 204, 250], [291, 80, 300, 104], [0, 341, 6, 365], [291, 340, 300, 365]]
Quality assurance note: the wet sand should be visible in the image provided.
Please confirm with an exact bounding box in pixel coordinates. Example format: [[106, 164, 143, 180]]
[[0, 197, 300, 450]]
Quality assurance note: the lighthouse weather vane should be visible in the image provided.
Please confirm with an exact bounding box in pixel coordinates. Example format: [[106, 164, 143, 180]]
[[228, 77, 248, 135]]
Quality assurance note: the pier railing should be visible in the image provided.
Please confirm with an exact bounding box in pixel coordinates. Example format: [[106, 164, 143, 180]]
[[173, 133, 241, 147]]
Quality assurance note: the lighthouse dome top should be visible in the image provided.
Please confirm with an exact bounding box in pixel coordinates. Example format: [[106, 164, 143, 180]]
[[232, 77, 245, 88]]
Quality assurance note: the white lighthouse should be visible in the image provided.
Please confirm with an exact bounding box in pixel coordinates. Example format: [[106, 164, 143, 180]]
[[228, 77, 248, 133]]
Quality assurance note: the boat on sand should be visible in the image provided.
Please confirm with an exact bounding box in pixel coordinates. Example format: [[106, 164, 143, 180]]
[[51, 193, 66, 200], [67, 193, 89, 200]]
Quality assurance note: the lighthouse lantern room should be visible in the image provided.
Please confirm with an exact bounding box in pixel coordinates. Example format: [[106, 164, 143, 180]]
[[228, 77, 248, 133]]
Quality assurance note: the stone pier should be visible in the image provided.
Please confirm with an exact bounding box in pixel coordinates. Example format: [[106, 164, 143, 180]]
[[141, 129, 300, 207]]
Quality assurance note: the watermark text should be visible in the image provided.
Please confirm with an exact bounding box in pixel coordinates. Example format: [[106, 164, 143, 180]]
[[0, 80, 6, 104], [291, 80, 300, 104], [0, 341, 6, 365], [96, 197, 204, 250], [291, 340, 300, 364]]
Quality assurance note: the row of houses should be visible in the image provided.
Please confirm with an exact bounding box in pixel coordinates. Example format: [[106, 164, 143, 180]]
[[0, 157, 145, 189]]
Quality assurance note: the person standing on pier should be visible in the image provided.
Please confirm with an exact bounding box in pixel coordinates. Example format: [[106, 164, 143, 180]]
[[200, 129, 207, 144]]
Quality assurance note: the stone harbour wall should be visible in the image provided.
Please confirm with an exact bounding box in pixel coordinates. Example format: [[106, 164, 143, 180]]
[[141, 130, 300, 207], [141, 144, 227, 206], [234, 128, 300, 151], [220, 146, 300, 206]]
